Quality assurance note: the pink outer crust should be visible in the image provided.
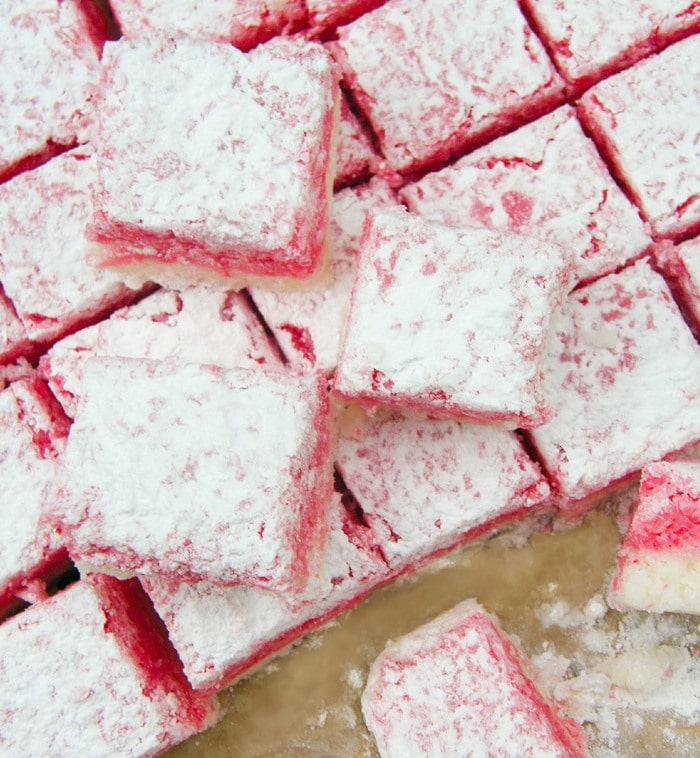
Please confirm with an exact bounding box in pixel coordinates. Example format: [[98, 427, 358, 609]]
[[655, 237, 700, 339], [111, 0, 307, 51], [400, 106, 652, 286], [362, 600, 587, 757], [91, 574, 219, 734], [329, 0, 564, 175], [621, 462, 700, 554], [53, 360, 333, 596], [520, 0, 700, 94], [307, 0, 388, 36], [577, 37, 700, 241], [89, 38, 339, 282]]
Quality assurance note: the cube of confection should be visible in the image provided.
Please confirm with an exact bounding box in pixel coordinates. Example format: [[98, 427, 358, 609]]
[[250, 178, 396, 374], [529, 258, 700, 514], [0, 575, 219, 755], [0, 150, 145, 347], [0, 0, 105, 183], [578, 36, 700, 240], [141, 494, 391, 692], [609, 461, 700, 615], [52, 358, 333, 596], [307, 0, 387, 35], [89, 36, 339, 285], [336, 409, 551, 572], [361, 599, 587, 757], [401, 106, 651, 285], [330, 0, 564, 174], [40, 286, 281, 418], [111, 0, 306, 50], [0, 378, 72, 620], [0, 285, 32, 366], [521, 0, 700, 91], [334, 207, 573, 428], [335, 93, 379, 189], [656, 237, 700, 339]]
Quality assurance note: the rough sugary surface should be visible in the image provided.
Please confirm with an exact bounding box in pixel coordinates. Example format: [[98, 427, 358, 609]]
[[578, 36, 700, 240], [111, 0, 306, 50], [90, 36, 338, 283], [250, 179, 395, 374], [361, 599, 587, 757], [0, 575, 218, 756], [0, 0, 103, 183], [141, 494, 390, 692], [40, 286, 280, 417], [521, 0, 700, 90], [610, 461, 700, 615], [0, 150, 140, 345], [656, 236, 700, 337], [529, 258, 700, 512], [330, 0, 563, 174], [335, 93, 379, 189], [336, 409, 551, 571], [307, 1, 387, 34], [0, 286, 31, 366], [401, 106, 651, 285], [52, 358, 333, 595], [0, 378, 71, 618], [334, 208, 573, 428]]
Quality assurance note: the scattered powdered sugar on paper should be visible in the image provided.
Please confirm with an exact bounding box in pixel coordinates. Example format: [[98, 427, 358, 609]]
[[533, 591, 700, 756]]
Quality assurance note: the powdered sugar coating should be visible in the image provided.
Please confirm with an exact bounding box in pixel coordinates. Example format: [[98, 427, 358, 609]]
[[111, 0, 306, 50], [0, 0, 101, 181], [610, 461, 700, 614], [331, 0, 563, 173], [362, 599, 587, 757], [0, 577, 216, 756], [250, 179, 396, 374], [334, 208, 573, 428], [578, 36, 700, 240], [141, 495, 390, 692], [53, 358, 333, 595], [307, 0, 387, 34], [401, 106, 651, 285], [521, 0, 700, 89], [0, 150, 139, 345], [91, 36, 338, 281], [656, 236, 700, 336], [335, 94, 379, 189], [41, 286, 280, 417], [529, 259, 700, 510], [0, 287, 30, 366], [336, 410, 551, 571], [0, 379, 69, 614]]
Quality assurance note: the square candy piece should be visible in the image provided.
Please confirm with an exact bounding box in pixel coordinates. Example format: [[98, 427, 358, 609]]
[[335, 93, 380, 189], [610, 461, 700, 615], [0, 575, 218, 755], [529, 259, 700, 513], [40, 286, 281, 418], [330, 0, 563, 174], [250, 178, 396, 374], [52, 358, 333, 596], [336, 409, 552, 572], [401, 106, 651, 285], [521, 0, 700, 90], [655, 236, 700, 339], [0, 150, 144, 347], [111, 0, 306, 51], [0, 0, 104, 183], [141, 494, 391, 692], [578, 36, 700, 240], [361, 599, 587, 758], [334, 208, 573, 428], [90, 36, 339, 284], [0, 378, 72, 618]]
